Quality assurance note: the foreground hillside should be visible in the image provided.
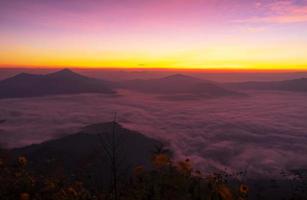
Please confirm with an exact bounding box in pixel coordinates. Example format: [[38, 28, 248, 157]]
[[0, 122, 306, 200], [0, 120, 250, 200], [11, 122, 160, 185]]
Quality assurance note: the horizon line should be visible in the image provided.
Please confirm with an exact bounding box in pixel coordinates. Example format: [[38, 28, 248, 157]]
[[1, 65, 307, 73]]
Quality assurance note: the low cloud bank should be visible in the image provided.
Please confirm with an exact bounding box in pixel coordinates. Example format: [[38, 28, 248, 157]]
[[0, 91, 307, 177]]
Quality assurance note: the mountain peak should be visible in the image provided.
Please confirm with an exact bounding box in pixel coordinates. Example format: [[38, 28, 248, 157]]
[[6, 72, 42, 81], [162, 74, 201, 82], [54, 68, 75, 75], [47, 68, 85, 79], [165, 74, 196, 79]]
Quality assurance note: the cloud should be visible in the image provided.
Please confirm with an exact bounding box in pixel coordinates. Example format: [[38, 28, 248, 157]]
[[244, 26, 267, 33], [0, 90, 307, 177], [236, 0, 307, 24]]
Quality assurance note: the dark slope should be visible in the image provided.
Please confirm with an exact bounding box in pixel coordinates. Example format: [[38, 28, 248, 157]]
[[225, 78, 307, 92], [118, 74, 241, 98], [0, 69, 115, 99], [11, 122, 161, 185]]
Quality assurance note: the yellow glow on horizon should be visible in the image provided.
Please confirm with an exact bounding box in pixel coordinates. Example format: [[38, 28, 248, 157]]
[[1, 30, 307, 71], [1, 0, 307, 72], [1, 43, 307, 71]]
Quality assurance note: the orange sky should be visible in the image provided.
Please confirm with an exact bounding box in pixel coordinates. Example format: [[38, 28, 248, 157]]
[[1, 0, 307, 71]]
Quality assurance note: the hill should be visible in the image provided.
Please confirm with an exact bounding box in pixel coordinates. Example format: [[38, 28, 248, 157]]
[[226, 78, 307, 92], [0, 69, 115, 99], [11, 122, 161, 186], [118, 74, 241, 98]]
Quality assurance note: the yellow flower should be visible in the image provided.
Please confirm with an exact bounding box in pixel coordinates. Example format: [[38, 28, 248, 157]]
[[177, 159, 192, 174], [133, 165, 145, 176], [67, 187, 78, 196], [206, 175, 215, 182], [15, 172, 22, 177], [18, 156, 28, 167], [239, 184, 249, 194], [75, 181, 83, 187], [217, 185, 233, 200], [20, 193, 30, 200], [152, 154, 170, 168], [45, 180, 56, 190], [194, 170, 202, 177]]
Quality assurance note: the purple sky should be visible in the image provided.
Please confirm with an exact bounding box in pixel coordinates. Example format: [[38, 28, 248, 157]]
[[1, 0, 307, 70]]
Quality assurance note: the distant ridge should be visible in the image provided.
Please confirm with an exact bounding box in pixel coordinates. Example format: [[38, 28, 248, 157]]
[[226, 77, 307, 92], [47, 68, 88, 79], [118, 74, 241, 98], [160, 74, 205, 81], [0, 69, 115, 99]]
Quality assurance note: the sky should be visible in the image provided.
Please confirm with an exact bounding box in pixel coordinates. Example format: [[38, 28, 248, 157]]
[[0, 0, 307, 70]]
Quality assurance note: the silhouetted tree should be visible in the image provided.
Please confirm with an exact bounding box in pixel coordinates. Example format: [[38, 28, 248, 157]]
[[98, 113, 126, 200]]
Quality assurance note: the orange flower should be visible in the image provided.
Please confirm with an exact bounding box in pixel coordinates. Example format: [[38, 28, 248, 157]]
[[45, 180, 56, 190], [217, 185, 233, 200], [75, 181, 83, 187], [206, 175, 215, 182], [177, 159, 192, 174], [239, 184, 249, 194], [133, 165, 145, 176], [194, 170, 202, 177], [18, 156, 28, 167], [15, 172, 22, 177], [20, 193, 30, 200], [67, 187, 78, 196], [152, 154, 170, 168]]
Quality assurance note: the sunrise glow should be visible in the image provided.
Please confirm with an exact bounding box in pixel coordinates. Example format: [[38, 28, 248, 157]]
[[1, 0, 307, 70]]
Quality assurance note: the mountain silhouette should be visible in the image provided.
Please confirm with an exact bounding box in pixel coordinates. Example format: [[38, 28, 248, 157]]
[[11, 122, 161, 186], [0, 69, 115, 99], [226, 78, 307, 92], [118, 74, 241, 98]]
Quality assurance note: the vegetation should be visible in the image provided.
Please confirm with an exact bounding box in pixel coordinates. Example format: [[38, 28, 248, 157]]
[[1, 145, 307, 200], [0, 122, 306, 200], [0, 142, 248, 200]]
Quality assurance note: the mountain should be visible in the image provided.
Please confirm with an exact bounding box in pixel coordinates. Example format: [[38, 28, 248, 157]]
[[225, 78, 307, 92], [118, 74, 242, 98], [11, 122, 161, 186], [0, 69, 115, 99]]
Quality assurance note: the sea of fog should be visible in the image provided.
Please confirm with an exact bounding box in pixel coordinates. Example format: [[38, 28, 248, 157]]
[[1, 90, 307, 177]]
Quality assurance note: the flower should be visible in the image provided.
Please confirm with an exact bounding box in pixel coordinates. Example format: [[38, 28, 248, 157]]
[[217, 185, 233, 200], [15, 172, 22, 177], [45, 180, 56, 191], [152, 154, 170, 168], [239, 184, 249, 194], [75, 181, 83, 187], [18, 156, 28, 167], [67, 187, 78, 196], [177, 159, 192, 174], [194, 170, 202, 177], [133, 165, 145, 176], [20, 193, 30, 200]]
